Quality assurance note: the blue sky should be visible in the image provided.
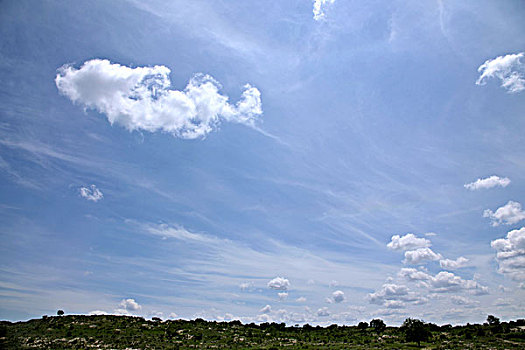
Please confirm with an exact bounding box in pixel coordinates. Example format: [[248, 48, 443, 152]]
[[1, 0, 524, 325]]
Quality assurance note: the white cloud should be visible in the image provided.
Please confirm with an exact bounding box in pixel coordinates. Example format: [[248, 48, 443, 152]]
[[428, 271, 488, 295], [332, 290, 345, 303], [239, 282, 254, 291], [259, 304, 272, 314], [329, 280, 339, 288], [79, 184, 103, 202], [313, 0, 335, 21], [451, 295, 478, 307], [491, 227, 525, 281], [278, 292, 288, 301], [56, 59, 262, 139], [114, 298, 141, 314], [168, 312, 178, 319], [267, 277, 290, 291], [483, 201, 525, 226], [476, 52, 525, 93], [440, 257, 469, 270], [464, 176, 510, 190], [387, 233, 431, 251], [368, 283, 409, 304], [296, 296, 307, 302], [384, 300, 405, 309], [317, 307, 330, 316], [398, 268, 431, 281], [404, 247, 442, 265]]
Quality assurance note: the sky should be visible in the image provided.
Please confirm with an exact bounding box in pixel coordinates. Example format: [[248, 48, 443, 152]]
[[0, 0, 524, 326]]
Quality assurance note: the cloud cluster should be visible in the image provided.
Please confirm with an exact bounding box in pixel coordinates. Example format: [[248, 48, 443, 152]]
[[491, 227, 525, 281], [332, 290, 345, 303], [440, 257, 469, 270], [464, 175, 510, 190], [404, 247, 442, 265], [56, 59, 262, 139], [387, 233, 431, 251], [483, 201, 525, 226], [79, 184, 103, 202], [313, 0, 335, 21], [267, 277, 290, 291], [476, 52, 525, 93]]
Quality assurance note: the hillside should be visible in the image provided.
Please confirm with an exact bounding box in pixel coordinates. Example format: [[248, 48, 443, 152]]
[[1, 315, 524, 349]]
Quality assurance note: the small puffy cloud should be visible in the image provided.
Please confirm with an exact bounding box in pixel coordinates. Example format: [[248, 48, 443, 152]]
[[404, 247, 442, 265], [329, 280, 339, 288], [440, 257, 469, 270], [313, 0, 335, 21], [387, 234, 431, 251], [168, 312, 178, 319], [398, 268, 431, 281], [384, 300, 405, 309], [464, 176, 510, 190], [317, 307, 330, 316], [267, 277, 290, 290], [483, 201, 525, 226], [491, 227, 525, 281], [278, 292, 288, 301], [332, 290, 345, 303], [451, 296, 478, 307], [114, 298, 142, 314], [368, 283, 409, 305], [296, 296, 307, 302], [56, 59, 262, 139], [88, 310, 109, 315], [79, 184, 103, 202], [259, 305, 272, 314], [239, 282, 254, 291], [429, 271, 488, 295], [476, 52, 525, 93]]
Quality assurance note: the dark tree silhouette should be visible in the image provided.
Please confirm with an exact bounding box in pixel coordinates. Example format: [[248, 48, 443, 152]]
[[487, 315, 500, 326], [357, 321, 368, 331], [400, 318, 431, 347], [370, 319, 386, 334], [57, 310, 64, 316]]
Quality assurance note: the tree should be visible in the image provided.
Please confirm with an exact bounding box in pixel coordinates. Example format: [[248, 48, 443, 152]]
[[357, 321, 368, 331], [370, 319, 386, 334], [400, 318, 431, 347], [487, 315, 500, 326], [57, 310, 64, 316]]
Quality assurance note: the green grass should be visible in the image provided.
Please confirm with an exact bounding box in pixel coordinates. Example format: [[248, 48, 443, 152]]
[[1, 315, 524, 349]]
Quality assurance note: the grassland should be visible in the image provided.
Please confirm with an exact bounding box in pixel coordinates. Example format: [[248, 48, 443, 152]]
[[1, 315, 524, 349]]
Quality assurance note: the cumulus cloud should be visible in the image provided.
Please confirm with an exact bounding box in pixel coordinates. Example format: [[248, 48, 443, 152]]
[[476, 52, 525, 93], [384, 300, 405, 309], [296, 296, 307, 302], [332, 290, 345, 303], [79, 184, 103, 202], [267, 277, 290, 290], [428, 271, 488, 295], [239, 282, 254, 291], [404, 247, 442, 265], [278, 292, 289, 301], [313, 0, 335, 21], [114, 298, 141, 314], [387, 234, 431, 251], [440, 257, 469, 270], [483, 201, 525, 226], [464, 176, 510, 190], [398, 268, 431, 281], [259, 305, 272, 314], [491, 227, 525, 281], [368, 283, 409, 304], [451, 295, 479, 307], [317, 307, 330, 316], [56, 59, 262, 139]]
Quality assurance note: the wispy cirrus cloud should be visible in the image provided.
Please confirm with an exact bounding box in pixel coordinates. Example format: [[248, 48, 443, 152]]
[[476, 52, 525, 93], [56, 59, 262, 139], [464, 175, 510, 190]]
